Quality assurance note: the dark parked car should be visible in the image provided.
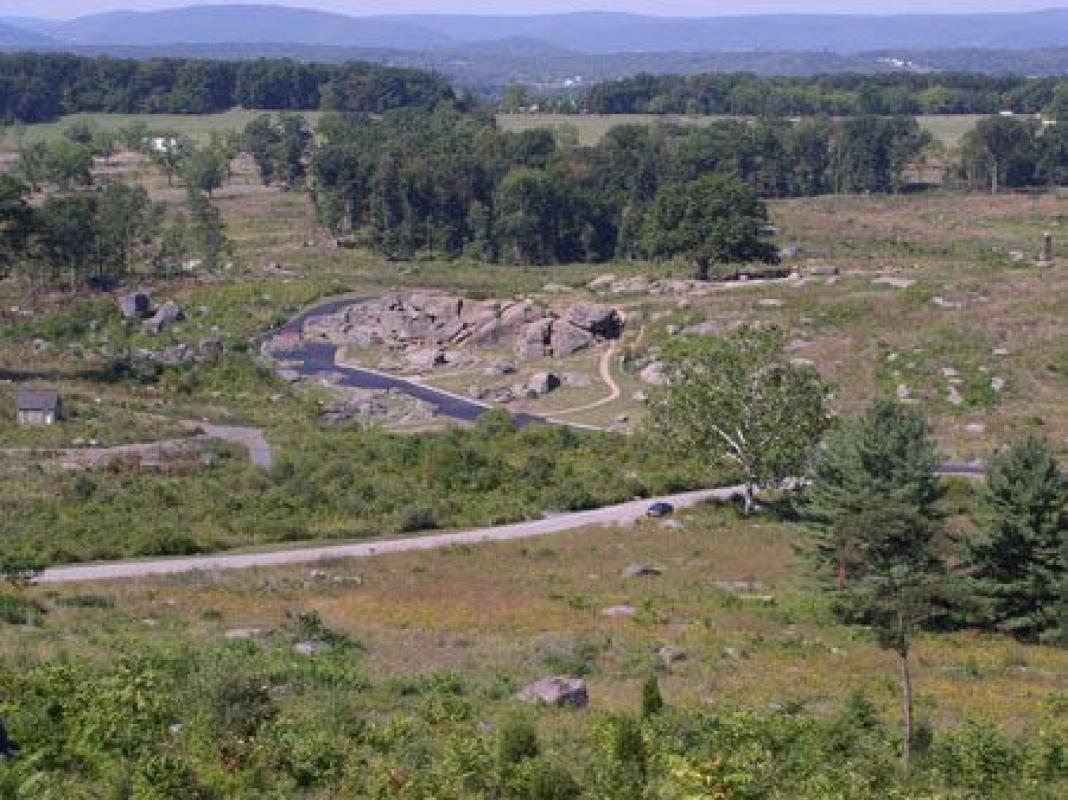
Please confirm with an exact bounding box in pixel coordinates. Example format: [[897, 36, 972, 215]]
[[646, 501, 675, 518]]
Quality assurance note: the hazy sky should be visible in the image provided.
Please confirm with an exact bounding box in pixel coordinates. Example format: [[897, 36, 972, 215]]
[[8, 0, 1068, 20]]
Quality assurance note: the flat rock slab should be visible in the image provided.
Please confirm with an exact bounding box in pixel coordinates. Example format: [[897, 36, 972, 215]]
[[225, 626, 273, 641], [872, 276, 916, 289], [622, 564, 663, 578]]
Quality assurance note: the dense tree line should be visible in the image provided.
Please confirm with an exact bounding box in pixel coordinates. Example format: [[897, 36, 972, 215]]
[[579, 71, 1068, 117], [960, 115, 1068, 192], [301, 108, 929, 267], [0, 53, 456, 123]]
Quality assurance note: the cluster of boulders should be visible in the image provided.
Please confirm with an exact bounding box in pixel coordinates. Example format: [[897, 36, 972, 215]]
[[118, 291, 187, 336], [302, 293, 623, 369]]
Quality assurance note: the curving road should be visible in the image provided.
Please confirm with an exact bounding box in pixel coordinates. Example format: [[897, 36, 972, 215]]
[[38, 486, 741, 584]]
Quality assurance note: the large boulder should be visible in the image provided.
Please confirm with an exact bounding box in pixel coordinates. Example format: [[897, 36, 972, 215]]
[[565, 302, 623, 339], [118, 292, 151, 320], [517, 677, 588, 707], [550, 322, 595, 357], [527, 371, 561, 396], [142, 301, 186, 335], [516, 318, 553, 361]]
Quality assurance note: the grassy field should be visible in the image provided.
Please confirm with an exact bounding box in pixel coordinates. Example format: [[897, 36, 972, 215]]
[[11, 499, 1068, 731], [497, 112, 985, 147], [0, 108, 328, 148]]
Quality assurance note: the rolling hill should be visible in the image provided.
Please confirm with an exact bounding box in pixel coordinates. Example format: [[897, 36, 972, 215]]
[[13, 5, 1068, 54]]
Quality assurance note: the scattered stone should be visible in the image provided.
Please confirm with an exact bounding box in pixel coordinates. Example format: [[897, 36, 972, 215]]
[[756, 298, 785, 308], [941, 367, 959, 379], [990, 377, 1006, 393], [517, 677, 589, 708], [194, 337, 222, 361], [639, 362, 669, 387], [872, 276, 916, 289], [993, 348, 1010, 357], [805, 264, 839, 276], [896, 384, 912, 401], [118, 291, 151, 320], [665, 324, 681, 336], [715, 579, 765, 594], [483, 361, 516, 377], [587, 274, 616, 291], [293, 640, 329, 657], [542, 283, 571, 293], [602, 604, 638, 618], [160, 344, 193, 366], [631, 391, 648, 403], [661, 519, 684, 530], [965, 423, 986, 435], [405, 347, 447, 371], [932, 296, 962, 310], [225, 626, 273, 641], [657, 645, 687, 668], [622, 564, 663, 578], [721, 647, 747, 660], [947, 386, 964, 406], [779, 244, 801, 260], [1009, 250, 1026, 263], [143, 301, 186, 335]]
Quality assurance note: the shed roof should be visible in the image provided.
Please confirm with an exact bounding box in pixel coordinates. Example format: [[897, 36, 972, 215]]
[[16, 390, 60, 412]]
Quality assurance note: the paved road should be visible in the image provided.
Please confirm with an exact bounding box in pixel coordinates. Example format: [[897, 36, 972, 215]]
[[38, 486, 743, 584]]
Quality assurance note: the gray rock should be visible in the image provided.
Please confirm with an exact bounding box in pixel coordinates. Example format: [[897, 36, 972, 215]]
[[517, 676, 588, 707], [756, 298, 785, 308], [602, 604, 638, 618], [872, 276, 915, 289], [143, 301, 186, 335], [198, 336, 224, 360], [118, 292, 151, 320], [405, 347, 447, 370], [965, 423, 986, 435], [991, 377, 1006, 393], [550, 322, 595, 357], [947, 386, 964, 406], [896, 384, 912, 401], [587, 274, 617, 291], [293, 640, 329, 657], [483, 361, 516, 377], [639, 362, 669, 387], [657, 645, 687, 668], [160, 344, 193, 365], [622, 564, 663, 578], [565, 302, 623, 339], [224, 626, 273, 641], [528, 371, 562, 396], [632, 391, 648, 403]]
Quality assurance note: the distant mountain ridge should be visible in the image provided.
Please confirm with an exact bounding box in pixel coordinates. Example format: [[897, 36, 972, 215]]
[[8, 5, 1068, 54]]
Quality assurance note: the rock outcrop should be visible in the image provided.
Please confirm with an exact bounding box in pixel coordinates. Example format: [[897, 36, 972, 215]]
[[304, 293, 623, 367]]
